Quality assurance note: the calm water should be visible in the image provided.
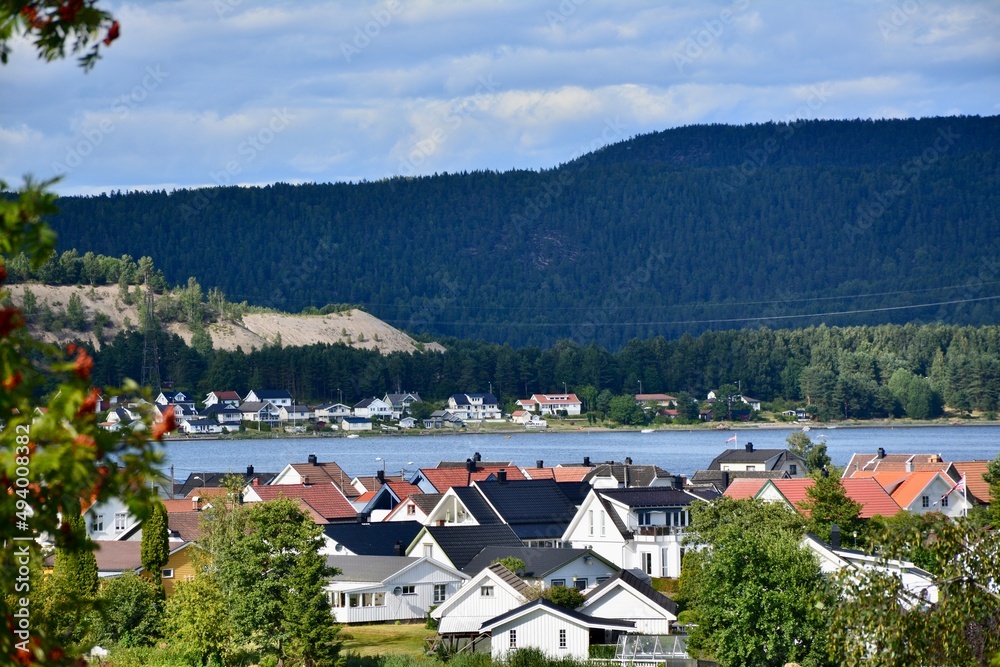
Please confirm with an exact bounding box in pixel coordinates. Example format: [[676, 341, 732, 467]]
[[160, 425, 1000, 481]]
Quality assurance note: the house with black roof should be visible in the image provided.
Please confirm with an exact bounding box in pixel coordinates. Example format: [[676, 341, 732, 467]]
[[705, 441, 807, 477], [461, 546, 618, 589], [322, 520, 425, 557], [175, 465, 276, 498], [446, 393, 501, 420], [244, 389, 293, 407], [383, 392, 423, 419], [407, 524, 523, 570]]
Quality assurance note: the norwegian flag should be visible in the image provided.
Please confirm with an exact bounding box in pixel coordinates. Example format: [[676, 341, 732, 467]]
[[726, 435, 737, 443], [942, 474, 966, 500]]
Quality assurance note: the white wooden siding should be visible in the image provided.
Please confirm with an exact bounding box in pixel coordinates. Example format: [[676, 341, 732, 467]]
[[328, 559, 464, 624], [490, 609, 589, 661], [583, 585, 674, 635]]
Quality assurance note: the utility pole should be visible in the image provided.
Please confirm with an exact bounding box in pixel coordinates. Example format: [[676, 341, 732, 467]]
[[140, 271, 161, 392], [638, 380, 643, 395]]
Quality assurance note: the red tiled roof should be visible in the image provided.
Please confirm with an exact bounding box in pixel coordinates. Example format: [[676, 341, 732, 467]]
[[952, 461, 992, 504], [248, 484, 356, 521], [162, 499, 201, 513], [212, 391, 241, 400], [420, 466, 526, 493], [887, 471, 944, 509], [532, 393, 581, 404], [520, 466, 591, 482], [723, 478, 769, 500], [289, 461, 358, 497], [771, 479, 813, 510], [92, 541, 142, 572], [386, 480, 421, 500], [356, 491, 376, 503], [841, 478, 901, 518], [843, 453, 952, 477]]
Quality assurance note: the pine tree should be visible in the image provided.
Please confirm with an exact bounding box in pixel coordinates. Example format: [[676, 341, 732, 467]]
[[141, 500, 170, 597]]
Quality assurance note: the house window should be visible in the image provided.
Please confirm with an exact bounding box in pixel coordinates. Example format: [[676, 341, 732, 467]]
[[434, 584, 447, 603], [641, 552, 652, 575], [600, 511, 606, 537], [596, 576, 610, 584], [559, 629, 567, 649], [574, 578, 587, 590], [588, 509, 594, 536], [114, 512, 128, 532], [480, 586, 494, 597], [746, 465, 755, 471], [789, 464, 797, 475], [92, 514, 104, 532], [922, 495, 930, 508], [161, 569, 174, 579], [423, 544, 434, 558], [638, 511, 652, 526], [374, 592, 385, 606], [401, 585, 416, 595], [349, 594, 360, 607], [942, 495, 949, 507], [509, 629, 517, 649], [362, 593, 373, 607], [407, 504, 416, 516], [551, 579, 566, 588]]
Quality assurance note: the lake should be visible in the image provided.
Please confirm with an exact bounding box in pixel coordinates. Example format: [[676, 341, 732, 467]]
[[160, 425, 1000, 482]]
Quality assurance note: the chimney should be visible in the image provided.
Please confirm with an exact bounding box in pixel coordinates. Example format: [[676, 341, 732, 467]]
[[498, 469, 507, 484], [536, 460, 544, 469], [376, 469, 385, 483], [308, 454, 318, 465], [302, 475, 310, 486], [393, 540, 403, 557], [905, 459, 914, 473], [252, 477, 259, 486], [830, 523, 841, 549], [466, 458, 476, 472], [672, 475, 683, 490], [474, 452, 481, 462], [625, 456, 632, 466], [745, 442, 754, 452], [722, 471, 730, 490], [356, 512, 369, 524], [821, 467, 829, 478], [928, 454, 941, 463], [877, 447, 885, 459], [583, 456, 591, 467], [247, 465, 254, 476], [192, 496, 202, 511]]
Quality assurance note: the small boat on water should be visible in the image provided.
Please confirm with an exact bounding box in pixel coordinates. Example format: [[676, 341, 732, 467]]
[[641, 429, 655, 434], [346, 434, 360, 438]]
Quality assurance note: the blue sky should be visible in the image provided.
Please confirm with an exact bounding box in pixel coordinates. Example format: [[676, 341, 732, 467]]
[[1, 0, 997, 195]]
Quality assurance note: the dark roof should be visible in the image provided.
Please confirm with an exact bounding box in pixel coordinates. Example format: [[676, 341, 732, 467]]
[[461, 546, 604, 577], [474, 479, 577, 525], [583, 463, 671, 487], [175, 470, 276, 498], [343, 417, 371, 424], [410, 493, 444, 513], [354, 397, 375, 408], [168, 512, 203, 542], [201, 404, 242, 416], [706, 446, 804, 470], [438, 459, 515, 469], [486, 562, 532, 595], [690, 469, 791, 485], [384, 392, 422, 405], [596, 493, 632, 538], [452, 487, 503, 524], [555, 481, 592, 506], [323, 521, 424, 556], [326, 555, 420, 581], [468, 393, 499, 404], [586, 569, 679, 616], [423, 524, 523, 570], [481, 598, 635, 632], [598, 487, 704, 509], [251, 389, 293, 400]]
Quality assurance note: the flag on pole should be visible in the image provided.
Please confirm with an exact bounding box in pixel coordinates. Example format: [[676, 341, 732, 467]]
[[943, 474, 966, 500], [726, 435, 737, 443]]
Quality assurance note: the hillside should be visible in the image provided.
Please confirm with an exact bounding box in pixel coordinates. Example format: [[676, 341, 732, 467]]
[[41, 116, 1000, 348], [5, 284, 443, 354]]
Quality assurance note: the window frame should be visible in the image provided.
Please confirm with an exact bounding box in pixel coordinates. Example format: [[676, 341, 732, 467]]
[[161, 568, 174, 579], [480, 585, 494, 597], [559, 629, 567, 649], [433, 583, 447, 603]]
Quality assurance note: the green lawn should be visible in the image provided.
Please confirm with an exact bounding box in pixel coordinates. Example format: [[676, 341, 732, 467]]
[[340, 623, 437, 658]]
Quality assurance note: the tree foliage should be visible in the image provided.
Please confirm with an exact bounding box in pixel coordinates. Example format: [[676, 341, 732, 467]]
[[140, 499, 169, 596], [786, 431, 832, 474], [89, 571, 162, 648], [799, 474, 863, 545], [540, 585, 586, 609], [685, 498, 833, 667]]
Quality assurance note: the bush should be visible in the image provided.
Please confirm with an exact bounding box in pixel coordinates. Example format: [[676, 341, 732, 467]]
[[589, 644, 616, 659], [89, 571, 163, 647]]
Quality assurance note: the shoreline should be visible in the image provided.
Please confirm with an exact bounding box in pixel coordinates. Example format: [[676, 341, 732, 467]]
[[162, 418, 1000, 441]]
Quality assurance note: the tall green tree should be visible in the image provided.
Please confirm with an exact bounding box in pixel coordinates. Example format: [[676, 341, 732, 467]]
[[165, 575, 232, 666], [799, 474, 863, 545], [786, 431, 832, 474], [685, 498, 833, 667], [90, 571, 162, 647], [141, 499, 170, 597], [43, 504, 100, 646]]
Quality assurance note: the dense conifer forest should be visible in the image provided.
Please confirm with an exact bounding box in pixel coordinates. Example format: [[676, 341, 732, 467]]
[[43, 116, 1000, 349]]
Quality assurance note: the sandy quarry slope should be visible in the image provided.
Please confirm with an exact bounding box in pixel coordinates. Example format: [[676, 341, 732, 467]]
[[5, 284, 444, 354]]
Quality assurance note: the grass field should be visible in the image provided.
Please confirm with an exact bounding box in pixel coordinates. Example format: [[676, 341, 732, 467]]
[[340, 623, 437, 658]]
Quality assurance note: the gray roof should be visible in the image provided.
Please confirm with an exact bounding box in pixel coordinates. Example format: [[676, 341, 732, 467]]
[[706, 446, 805, 470], [410, 493, 444, 513], [461, 546, 609, 577], [326, 555, 420, 582], [689, 468, 790, 491], [385, 393, 422, 405], [583, 463, 671, 487], [452, 487, 503, 524], [599, 487, 704, 509], [486, 562, 532, 595], [354, 397, 376, 409], [423, 524, 523, 570], [474, 479, 577, 525], [585, 569, 679, 616]]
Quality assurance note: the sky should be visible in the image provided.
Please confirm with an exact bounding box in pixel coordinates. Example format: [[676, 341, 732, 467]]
[[1, 0, 998, 196]]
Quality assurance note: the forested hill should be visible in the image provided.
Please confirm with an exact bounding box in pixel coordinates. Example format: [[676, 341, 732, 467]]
[[47, 115, 1000, 349]]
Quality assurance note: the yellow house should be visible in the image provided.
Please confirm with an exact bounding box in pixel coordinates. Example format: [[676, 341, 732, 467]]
[[138, 541, 200, 596]]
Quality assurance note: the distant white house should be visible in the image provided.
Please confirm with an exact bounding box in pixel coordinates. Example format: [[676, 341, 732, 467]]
[[341, 417, 373, 432], [447, 394, 502, 421], [399, 417, 417, 429], [279, 404, 313, 422], [239, 401, 281, 425], [383, 393, 423, 419], [315, 403, 353, 422], [518, 394, 582, 416], [354, 397, 392, 419], [244, 389, 293, 408], [84, 497, 138, 542], [325, 555, 468, 624], [203, 391, 242, 408], [179, 418, 224, 435]]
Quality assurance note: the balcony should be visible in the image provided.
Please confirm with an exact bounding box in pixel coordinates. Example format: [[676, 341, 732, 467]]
[[631, 525, 687, 538]]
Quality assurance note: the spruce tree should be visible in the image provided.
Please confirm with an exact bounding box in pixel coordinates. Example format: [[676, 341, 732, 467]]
[[141, 500, 169, 597]]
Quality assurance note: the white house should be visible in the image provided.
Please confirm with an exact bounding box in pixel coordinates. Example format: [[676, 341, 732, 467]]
[[875, 471, 971, 518], [561, 485, 708, 579], [383, 393, 423, 419], [432, 563, 531, 653], [579, 570, 679, 634], [179, 418, 224, 435], [354, 397, 392, 419], [84, 497, 138, 541], [203, 391, 241, 408], [201, 404, 243, 426], [480, 598, 634, 662], [325, 555, 468, 624], [518, 394, 582, 416], [314, 403, 353, 422], [707, 442, 807, 477], [447, 394, 502, 421], [279, 404, 313, 423], [155, 391, 197, 412], [399, 417, 417, 429], [239, 401, 281, 425], [341, 417, 373, 432], [244, 389, 293, 408]]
